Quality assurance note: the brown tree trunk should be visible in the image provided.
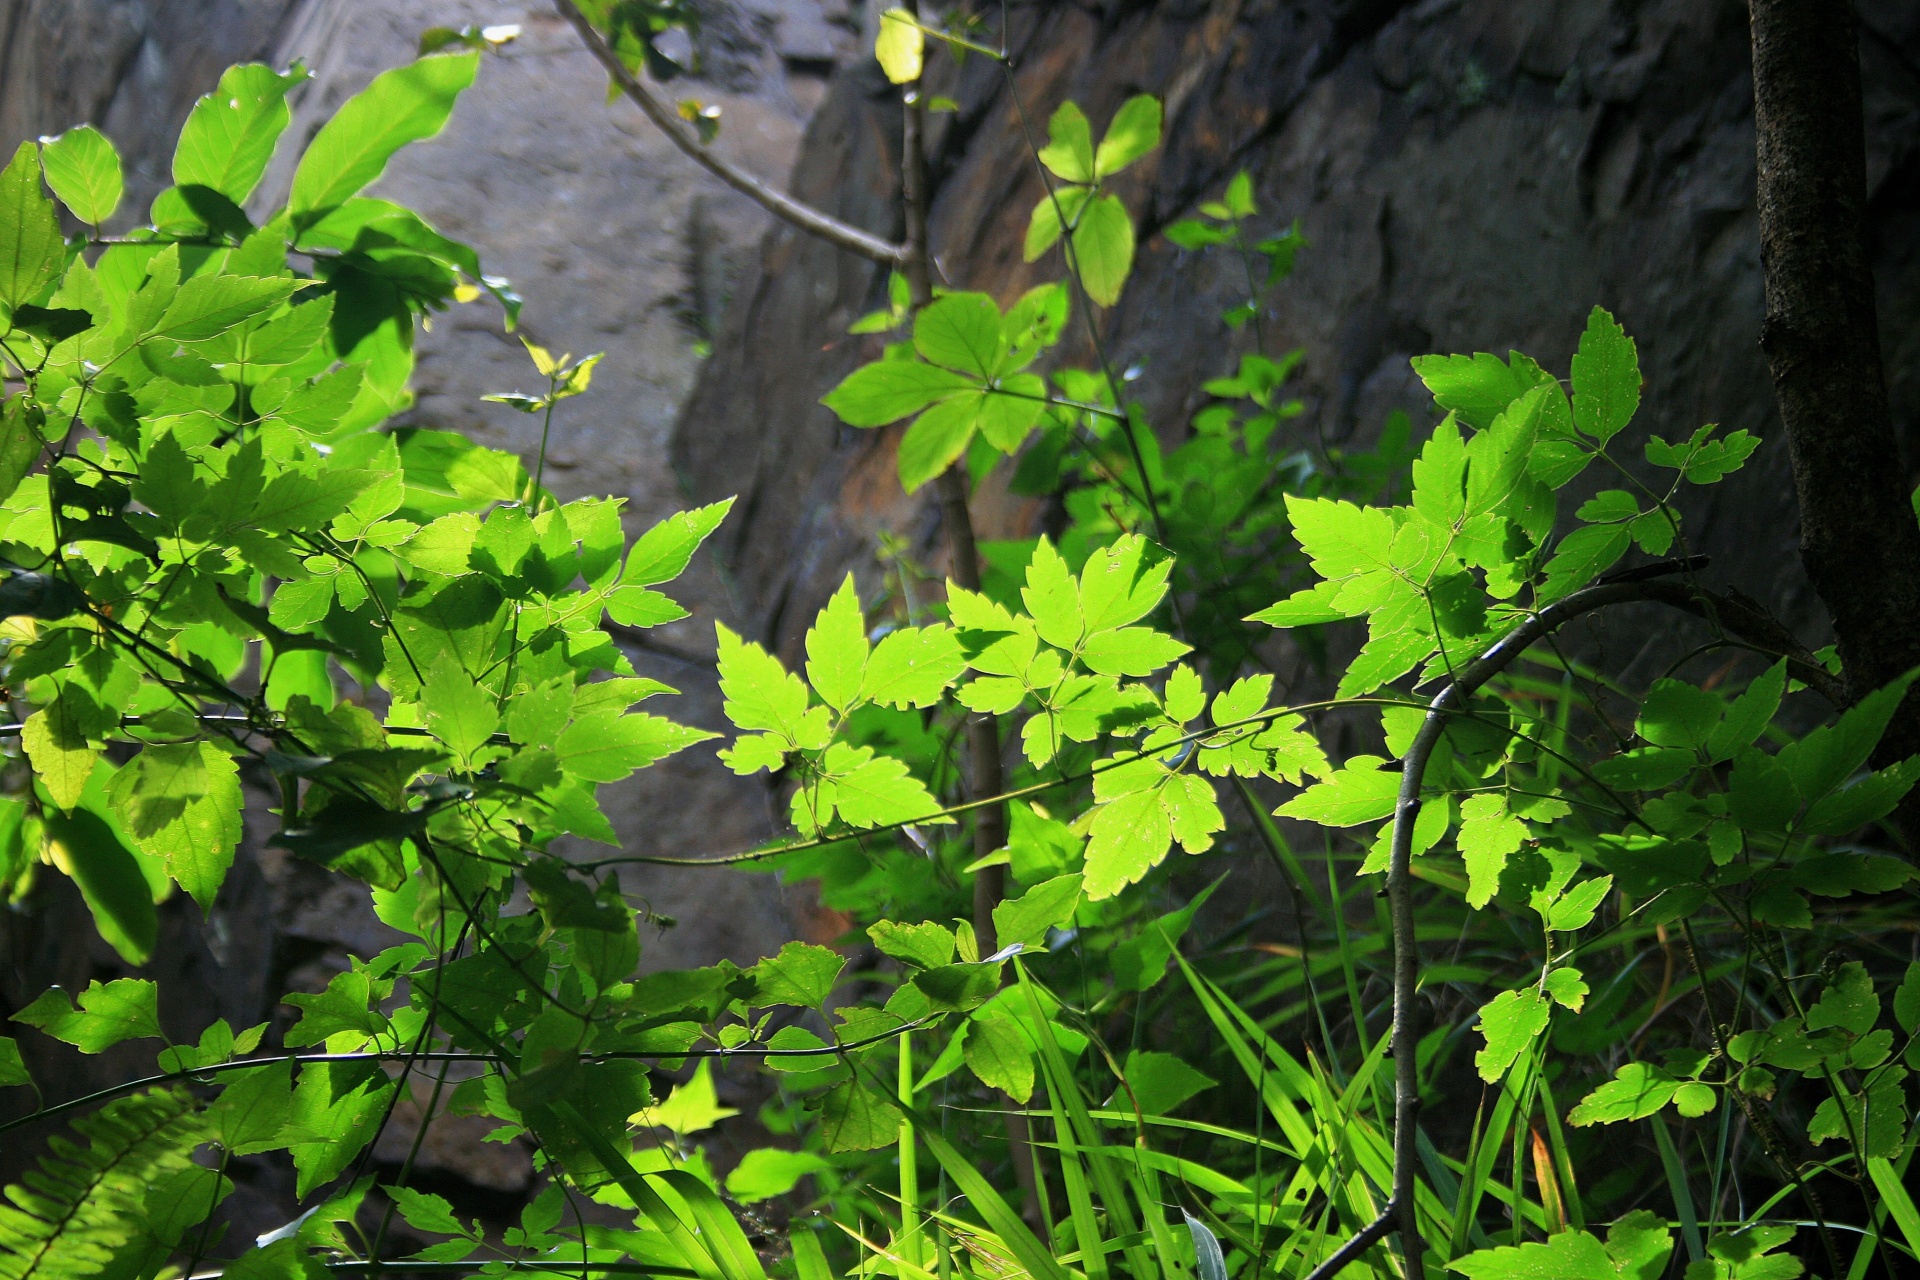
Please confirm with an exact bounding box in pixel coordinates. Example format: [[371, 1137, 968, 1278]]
[[1750, 0, 1920, 820]]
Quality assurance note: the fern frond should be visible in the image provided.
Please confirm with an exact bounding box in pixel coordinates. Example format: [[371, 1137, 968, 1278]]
[[0, 1088, 205, 1280]]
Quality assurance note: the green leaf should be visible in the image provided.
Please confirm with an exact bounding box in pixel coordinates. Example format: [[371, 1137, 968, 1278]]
[[289, 52, 480, 216], [818, 1080, 903, 1152], [0, 395, 44, 507], [1806, 961, 1877, 1036], [0, 141, 64, 308], [1570, 306, 1640, 444], [1022, 536, 1082, 650], [874, 7, 924, 84], [1079, 534, 1172, 633], [1071, 193, 1135, 307], [287, 1061, 395, 1196], [156, 274, 305, 341], [1575, 489, 1640, 523], [1025, 185, 1093, 261], [423, 655, 500, 762], [1591, 745, 1695, 791], [12, 978, 163, 1052], [1894, 962, 1920, 1035], [1451, 1228, 1626, 1280], [636, 1061, 738, 1138], [622, 498, 734, 586], [554, 712, 713, 783], [862, 625, 964, 708], [174, 63, 307, 204], [1777, 669, 1919, 804], [1637, 679, 1720, 750], [1459, 793, 1526, 909], [751, 941, 844, 1008], [964, 1016, 1036, 1101], [819, 744, 942, 829], [716, 623, 812, 739], [1118, 1050, 1215, 1115], [1276, 755, 1398, 827], [1474, 988, 1549, 1082], [822, 360, 976, 427], [869, 920, 955, 968], [39, 126, 122, 225], [1706, 661, 1784, 762], [1410, 350, 1546, 431], [805, 575, 868, 711], [1038, 102, 1095, 184], [726, 1149, 834, 1202], [914, 293, 1005, 378], [897, 393, 980, 491], [44, 808, 158, 965], [1094, 95, 1162, 178], [1569, 1061, 1681, 1126], [0, 1036, 29, 1088], [1085, 789, 1171, 900], [991, 873, 1083, 949], [212, 1058, 294, 1155], [388, 1185, 470, 1238], [283, 968, 387, 1047], [105, 741, 243, 909], [22, 699, 98, 810]]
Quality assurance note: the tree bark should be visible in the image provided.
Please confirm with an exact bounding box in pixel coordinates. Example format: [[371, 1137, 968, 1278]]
[[1750, 0, 1920, 808]]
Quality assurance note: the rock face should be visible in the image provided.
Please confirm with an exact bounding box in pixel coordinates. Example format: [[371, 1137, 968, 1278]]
[[676, 0, 1920, 678]]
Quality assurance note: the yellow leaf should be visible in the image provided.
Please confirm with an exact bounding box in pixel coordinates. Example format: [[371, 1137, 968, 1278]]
[[875, 8, 924, 85]]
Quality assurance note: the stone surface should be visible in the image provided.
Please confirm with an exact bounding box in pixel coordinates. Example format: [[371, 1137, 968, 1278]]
[[677, 0, 1920, 679]]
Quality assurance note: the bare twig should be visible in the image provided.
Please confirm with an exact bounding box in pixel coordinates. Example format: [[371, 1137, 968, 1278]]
[[553, 0, 906, 267]]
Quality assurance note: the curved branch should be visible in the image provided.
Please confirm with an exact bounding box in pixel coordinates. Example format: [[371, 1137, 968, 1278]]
[[553, 0, 907, 267], [1308, 568, 1826, 1280]]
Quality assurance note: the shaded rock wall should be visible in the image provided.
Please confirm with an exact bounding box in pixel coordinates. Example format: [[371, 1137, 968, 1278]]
[[676, 0, 1920, 681]]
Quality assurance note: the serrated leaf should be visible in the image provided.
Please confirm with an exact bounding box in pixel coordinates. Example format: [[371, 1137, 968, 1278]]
[[0, 141, 64, 308], [554, 712, 713, 784], [45, 807, 158, 965], [156, 274, 305, 341], [869, 920, 955, 968], [1276, 755, 1398, 827], [39, 126, 122, 225], [819, 1080, 903, 1152], [751, 941, 845, 1007], [105, 742, 243, 909], [1085, 789, 1171, 900], [716, 623, 811, 740], [822, 360, 976, 427], [1569, 1061, 1681, 1126], [964, 1017, 1035, 1101], [1459, 793, 1526, 909], [992, 873, 1083, 948], [914, 292, 1005, 378], [1474, 988, 1550, 1082], [12, 978, 163, 1052], [622, 497, 733, 586], [863, 625, 964, 708], [805, 575, 868, 712], [422, 655, 500, 762], [1570, 306, 1640, 444]]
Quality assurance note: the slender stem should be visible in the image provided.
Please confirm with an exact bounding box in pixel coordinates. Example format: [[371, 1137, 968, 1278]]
[[553, 0, 906, 267]]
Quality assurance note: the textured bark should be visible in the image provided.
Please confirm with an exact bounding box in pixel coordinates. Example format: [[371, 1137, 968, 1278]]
[[1749, 0, 1920, 791]]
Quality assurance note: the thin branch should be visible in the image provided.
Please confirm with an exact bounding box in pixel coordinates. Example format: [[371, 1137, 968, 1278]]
[[1307, 566, 1812, 1280], [553, 0, 907, 267]]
